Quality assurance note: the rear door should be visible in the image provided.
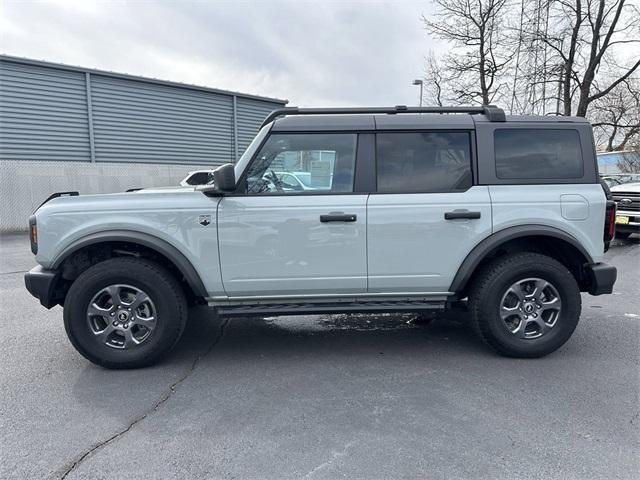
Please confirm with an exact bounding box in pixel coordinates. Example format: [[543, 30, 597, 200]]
[[367, 130, 492, 293], [217, 132, 368, 296]]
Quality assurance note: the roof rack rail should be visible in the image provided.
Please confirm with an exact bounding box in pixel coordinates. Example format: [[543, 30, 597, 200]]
[[261, 104, 506, 127]]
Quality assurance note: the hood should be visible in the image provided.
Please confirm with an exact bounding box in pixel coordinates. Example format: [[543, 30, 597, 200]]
[[36, 187, 204, 216], [130, 185, 197, 193], [610, 182, 640, 193]]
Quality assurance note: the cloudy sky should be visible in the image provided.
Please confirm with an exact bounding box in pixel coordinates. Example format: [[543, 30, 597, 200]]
[[1, 0, 440, 106]]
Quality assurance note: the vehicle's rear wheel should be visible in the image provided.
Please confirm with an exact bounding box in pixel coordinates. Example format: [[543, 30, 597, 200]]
[[64, 257, 187, 369], [469, 252, 581, 358]]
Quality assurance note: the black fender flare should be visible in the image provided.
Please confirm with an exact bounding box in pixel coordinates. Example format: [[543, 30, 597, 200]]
[[51, 230, 208, 298], [449, 225, 594, 293]]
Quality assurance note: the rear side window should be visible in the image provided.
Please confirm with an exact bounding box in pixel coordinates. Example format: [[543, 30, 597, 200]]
[[376, 132, 472, 193], [495, 129, 583, 179]]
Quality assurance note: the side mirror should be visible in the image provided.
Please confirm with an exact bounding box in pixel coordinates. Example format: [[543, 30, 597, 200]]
[[213, 163, 236, 192]]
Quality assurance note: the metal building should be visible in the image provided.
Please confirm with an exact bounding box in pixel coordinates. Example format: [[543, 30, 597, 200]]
[[0, 55, 287, 230]]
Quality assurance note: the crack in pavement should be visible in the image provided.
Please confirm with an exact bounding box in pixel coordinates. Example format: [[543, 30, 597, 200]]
[[302, 441, 355, 479], [58, 318, 229, 480]]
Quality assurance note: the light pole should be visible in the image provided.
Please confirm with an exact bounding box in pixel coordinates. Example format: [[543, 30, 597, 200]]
[[412, 79, 423, 107]]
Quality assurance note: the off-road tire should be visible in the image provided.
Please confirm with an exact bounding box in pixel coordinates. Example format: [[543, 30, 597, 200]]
[[64, 257, 188, 369], [469, 252, 581, 358]]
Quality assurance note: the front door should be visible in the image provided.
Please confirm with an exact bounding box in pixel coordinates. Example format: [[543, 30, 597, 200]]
[[217, 132, 367, 297], [367, 130, 493, 293]]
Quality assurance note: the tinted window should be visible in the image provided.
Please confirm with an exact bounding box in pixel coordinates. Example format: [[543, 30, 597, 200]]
[[495, 129, 583, 179], [376, 132, 472, 193], [244, 133, 356, 194]]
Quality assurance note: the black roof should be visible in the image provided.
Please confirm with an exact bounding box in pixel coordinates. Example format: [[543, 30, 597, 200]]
[[271, 113, 474, 131], [266, 105, 589, 131]]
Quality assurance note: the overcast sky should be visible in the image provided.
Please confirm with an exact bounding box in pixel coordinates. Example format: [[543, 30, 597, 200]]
[[1, 0, 440, 106]]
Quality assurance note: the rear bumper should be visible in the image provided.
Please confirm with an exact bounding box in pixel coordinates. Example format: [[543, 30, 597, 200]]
[[24, 266, 60, 308], [585, 262, 617, 296]]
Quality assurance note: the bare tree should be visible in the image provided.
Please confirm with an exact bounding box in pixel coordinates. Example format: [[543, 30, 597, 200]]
[[592, 78, 640, 151], [508, 0, 560, 115], [423, 52, 444, 106], [422, 0, 513, 105], [532, 0, 640, 117], [421, 0, 640, 144]]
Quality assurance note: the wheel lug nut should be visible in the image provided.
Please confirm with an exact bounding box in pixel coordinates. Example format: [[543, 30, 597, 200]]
[[110, 312, 115, 316], [113, 321, 118, 326]]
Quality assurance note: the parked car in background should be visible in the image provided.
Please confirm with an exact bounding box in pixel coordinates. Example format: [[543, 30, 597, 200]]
[[180, 170, 215, 186], [611, 182, 640, 239], [600, 173, 640, 188], [268, 171, 316, 191], [597, 150, 640, 190], [597, 150, 640, 175]]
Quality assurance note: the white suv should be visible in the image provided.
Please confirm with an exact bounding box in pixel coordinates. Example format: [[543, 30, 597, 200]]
[[25, 105, 617, 368], [611, 182, 640, 238]]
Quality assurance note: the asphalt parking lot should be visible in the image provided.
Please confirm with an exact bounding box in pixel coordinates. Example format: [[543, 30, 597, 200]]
[[1, 233, 638, 480]]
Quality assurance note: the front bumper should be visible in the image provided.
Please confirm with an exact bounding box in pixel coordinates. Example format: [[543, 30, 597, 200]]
[[615, 210, 640, 233], [584, 262, 617, 296], [24, 266, 60, 308]]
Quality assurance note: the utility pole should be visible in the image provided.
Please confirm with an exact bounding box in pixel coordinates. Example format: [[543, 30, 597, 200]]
[[555, 66, 563, 115]]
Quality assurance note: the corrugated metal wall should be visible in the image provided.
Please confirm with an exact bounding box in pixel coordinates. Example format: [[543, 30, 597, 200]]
[[236, 97, 281, 154], [0, 61, 91, 161], [90, 75, 235, 164], [0, 56, 286, 165]]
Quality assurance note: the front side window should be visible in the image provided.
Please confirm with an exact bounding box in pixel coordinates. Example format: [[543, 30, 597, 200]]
[[495, 129, 583, 179], [376, 132, 472, 193], [243, 133, 357, 194]]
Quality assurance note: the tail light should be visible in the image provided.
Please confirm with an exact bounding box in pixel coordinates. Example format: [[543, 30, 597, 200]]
[[603, 200, 616, 251], [608, 203, 616, 239]]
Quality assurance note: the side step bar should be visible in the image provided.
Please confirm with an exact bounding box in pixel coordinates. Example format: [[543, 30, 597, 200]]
[[216, 300, 446, 317]]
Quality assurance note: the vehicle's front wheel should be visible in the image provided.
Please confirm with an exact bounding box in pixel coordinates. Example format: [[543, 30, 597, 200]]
[[64, 257, 187, 369], [469, 253, 581, 358]]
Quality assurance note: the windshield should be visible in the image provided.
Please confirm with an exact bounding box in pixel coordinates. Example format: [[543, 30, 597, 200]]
[[597, 151, 640, 175], [234, 124, 272, 179]]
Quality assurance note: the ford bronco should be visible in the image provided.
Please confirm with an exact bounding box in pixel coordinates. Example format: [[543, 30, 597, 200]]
[[24, 105, 618, 368]]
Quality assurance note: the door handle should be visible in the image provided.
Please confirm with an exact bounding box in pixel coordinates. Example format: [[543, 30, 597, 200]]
[[320, 213, 357, 223], [444, 210, 481, 220]]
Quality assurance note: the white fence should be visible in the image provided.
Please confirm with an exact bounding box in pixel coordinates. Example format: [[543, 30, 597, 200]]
[[0, 160, 211, 231]]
